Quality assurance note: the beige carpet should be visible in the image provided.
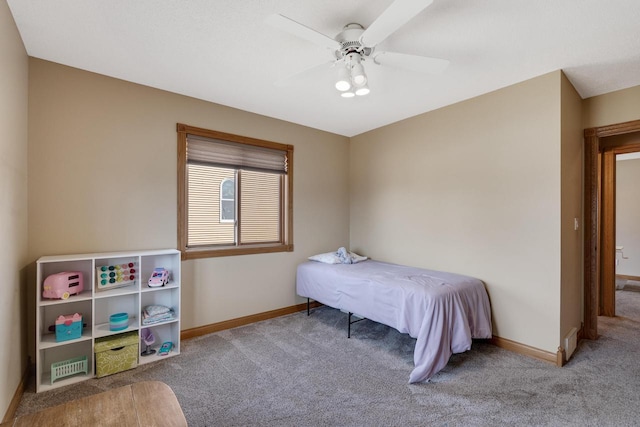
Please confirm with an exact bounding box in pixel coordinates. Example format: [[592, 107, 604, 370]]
[[15, 289, 640, 426]]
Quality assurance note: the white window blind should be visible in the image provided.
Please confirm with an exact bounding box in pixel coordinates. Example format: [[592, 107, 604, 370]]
[[187, 165, 235, 246], [240, 170, 281, 243], [185, 134, 285, 248]]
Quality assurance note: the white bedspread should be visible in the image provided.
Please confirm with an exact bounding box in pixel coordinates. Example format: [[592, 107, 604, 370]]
[[296, 260, 492, 383]]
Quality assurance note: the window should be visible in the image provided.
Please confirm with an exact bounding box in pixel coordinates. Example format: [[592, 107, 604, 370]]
[[177, 124, 293, 259], [220, 178, 235, 223]]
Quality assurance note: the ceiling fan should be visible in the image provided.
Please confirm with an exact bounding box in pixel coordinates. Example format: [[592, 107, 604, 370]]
[[265, 0, 449, 98]]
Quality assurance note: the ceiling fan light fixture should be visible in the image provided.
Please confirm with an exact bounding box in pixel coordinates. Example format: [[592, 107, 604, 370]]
[[337, 53, 368, 97], [335, 79, 351, 91], [355, 84, 370, 96], [347, 53, 368, 86], [351, 62, 367, 86], [335, 65, 352, 91]]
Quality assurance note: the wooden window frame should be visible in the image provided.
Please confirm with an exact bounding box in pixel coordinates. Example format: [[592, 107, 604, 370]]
[[177, 123, 294, 260]]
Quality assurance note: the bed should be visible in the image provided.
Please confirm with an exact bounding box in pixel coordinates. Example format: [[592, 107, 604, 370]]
[[296, 259, 492, 383]]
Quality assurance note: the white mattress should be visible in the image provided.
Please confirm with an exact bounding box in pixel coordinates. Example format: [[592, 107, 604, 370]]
[[296, 260, 492, 382]]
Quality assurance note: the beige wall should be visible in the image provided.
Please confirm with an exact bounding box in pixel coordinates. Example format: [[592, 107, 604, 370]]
[[583, 84, 640, 129], [559, 72, 584, 351], [616, 158, 640, 276], [28, 59, 350, 334], [0, 0, 29, 418], [350, 71, 564, 353], [15, 40, 640, 415]]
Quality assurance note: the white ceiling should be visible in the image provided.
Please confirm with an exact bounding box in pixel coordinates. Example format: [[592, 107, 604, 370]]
[[7, 0, 640, 137]]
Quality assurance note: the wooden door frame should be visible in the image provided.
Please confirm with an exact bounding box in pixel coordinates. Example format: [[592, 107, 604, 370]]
[[584, 119, 640, 340]]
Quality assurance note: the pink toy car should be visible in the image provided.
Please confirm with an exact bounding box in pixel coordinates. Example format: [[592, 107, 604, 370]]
[[43, 272, 84, 300], [148, 268, 169, 287]]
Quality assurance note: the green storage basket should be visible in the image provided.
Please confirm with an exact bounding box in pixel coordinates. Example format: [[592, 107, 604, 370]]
[[94, 331, 139, 378]]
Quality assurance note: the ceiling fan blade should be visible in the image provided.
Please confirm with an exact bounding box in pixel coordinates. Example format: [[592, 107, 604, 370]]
[[274, 60, 334, 87], [360, 0, 434, 47], [373, 51, 449, 74], [265, 14, 340, 51]]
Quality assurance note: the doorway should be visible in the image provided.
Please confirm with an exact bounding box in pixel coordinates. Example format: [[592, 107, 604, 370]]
[[615, 152, 640, 294], [584, 119, 640, 340]]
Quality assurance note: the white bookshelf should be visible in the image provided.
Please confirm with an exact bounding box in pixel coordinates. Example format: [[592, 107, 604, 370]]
[[35, 249, 181, 392]]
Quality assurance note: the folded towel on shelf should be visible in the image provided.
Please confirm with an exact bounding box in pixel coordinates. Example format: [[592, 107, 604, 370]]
[[144, 305, 171, 317], [142, 305, 175, 325]]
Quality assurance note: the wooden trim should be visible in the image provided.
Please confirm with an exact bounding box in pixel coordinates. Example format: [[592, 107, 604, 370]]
[[600, 137, 640, 152], [181, 305, 569, 370], [591, 119, 640, 138], [583, 133, 599, 339], [616, 274, 640, 282], [600, 150, 616, 316], [577, 323, 584, 341], [177, 130, 188, 256], [286, 145, 294, 251], [180, 301, 322, 340], [182, 306, 574, 370], [182, 243, 293, 260], [557, 346, 567, 367], [176, 123, 294, 260], [488, 336, 557, 365], [2, 361, 31, 423], [612, 143, 640, 154]]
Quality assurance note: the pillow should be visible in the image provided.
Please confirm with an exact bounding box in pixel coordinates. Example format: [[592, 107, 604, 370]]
[[308, 252, 342, 264], [308, 249, 368, 264]]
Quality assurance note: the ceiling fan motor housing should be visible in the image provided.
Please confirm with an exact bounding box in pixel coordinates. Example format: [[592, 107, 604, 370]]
[[335, 23, 373, 59]]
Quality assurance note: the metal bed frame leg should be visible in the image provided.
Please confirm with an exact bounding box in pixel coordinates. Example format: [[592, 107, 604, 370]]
[[306, 300, 363, 339], [347, 312, 365, 338]]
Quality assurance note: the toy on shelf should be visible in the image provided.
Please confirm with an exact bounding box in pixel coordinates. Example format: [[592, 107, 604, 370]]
[[51, 355, 88, 384], [140, 328, 156, 356], [48, 322, 87, 332], [148, 268, 170, 287], [109, 312, 129, 331], [158, 341, 173, 356], [42, 272, 84, 300], [96, 262, 137, 291], [55, 313, 83, 342]]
